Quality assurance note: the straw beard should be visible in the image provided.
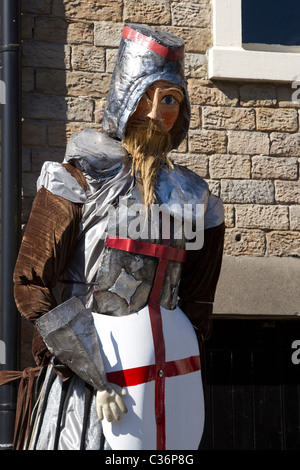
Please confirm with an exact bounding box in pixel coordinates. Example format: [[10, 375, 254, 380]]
[[123, 119, 173, 208]]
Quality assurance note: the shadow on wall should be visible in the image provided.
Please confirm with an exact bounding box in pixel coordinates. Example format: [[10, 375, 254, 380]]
[[20, 0, 116, 369], [21, 0, 69, 368], [21, 0, 110, 220]]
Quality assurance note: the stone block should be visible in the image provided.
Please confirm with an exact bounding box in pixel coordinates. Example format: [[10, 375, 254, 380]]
[[72, 46, 106, 72], [170, 153, 208, 178], [240, 83, 277, 107], [173, 137, 188, 153], [22, 93, 94, 122], [171, 1, 211, 28], [22, 68, 34, 93], [52, 0, 123, 21], [228, 130, 269, 155], [67, 21, 94, 44], [106, 49, 118, 73], [34, 17, 68, 42], [22, 41, 71, 69], [223, 204, 235, 228], [22, 171, 40, 198], [187, 80, 239, 106], [37, 68, 109, 99], [21, 0, 51, 14], [94, 22, 124, 47], [214, 255, 300, 316], [221, 179, 274, 204], [256, 108, 298, 132], [252, 156, 298, 180], [224, 228, 266, 256], [236, 204, 289, 230], [163, 26, 211, 53], [203, 106, 255, 131], [184, 53, 207, 79], [124, 0, 171, 24], [209, 154, 251, 179], [290, 205, 300, 230], [277, 85, 300, 108], [94, 98, 107, 124], [21, 14, 33, 40], [22, 120, 47, 146], [275, 180, 300, 204], [47, 122, 68, 147], [36, 69, 67, 95], [32, 147, 65, 172], [189, 105, 201, 129], [205, 179, 220, 196], [270, 132, 300, 156], [22, 147, 32, 172], [66, 72, 111, 98], [189, 130, 227, 154], [267, 231, 300, 257]]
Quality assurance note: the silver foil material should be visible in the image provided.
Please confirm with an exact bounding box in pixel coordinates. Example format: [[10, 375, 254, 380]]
[[65, 128, 127, 180], [92, 180, 188, 316], [28, 24, 225, 450], [102, 23, 190, 150], [28, 365, 108, 450], [37, 129, 224, 314], [36, 296, 108, 391], [37, 161, 86, 204], [35, 22, 224, 320]]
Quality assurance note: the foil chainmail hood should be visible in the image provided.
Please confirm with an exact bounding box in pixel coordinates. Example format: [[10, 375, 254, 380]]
[[102, 23, 191, 150]]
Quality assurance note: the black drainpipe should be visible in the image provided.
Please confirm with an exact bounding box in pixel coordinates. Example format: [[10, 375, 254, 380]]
[[0, 0, 21, 449]]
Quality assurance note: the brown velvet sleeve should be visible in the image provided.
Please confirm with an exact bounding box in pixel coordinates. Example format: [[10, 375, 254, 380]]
[[178, 222, 225, 342], [13, 182, 83, 365]]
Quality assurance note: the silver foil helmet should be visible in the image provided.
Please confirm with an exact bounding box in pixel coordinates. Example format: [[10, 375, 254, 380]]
[[102, 23, 190, 150]]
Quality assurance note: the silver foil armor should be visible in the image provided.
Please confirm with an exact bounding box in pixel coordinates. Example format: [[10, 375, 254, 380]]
[[37, 128, 224, 316], [36, 296, 108, 391], [29, 25, 224, 450], [102, 23, 190, 150], [36, 23, 223, 317], [92, 182, 188, 316]]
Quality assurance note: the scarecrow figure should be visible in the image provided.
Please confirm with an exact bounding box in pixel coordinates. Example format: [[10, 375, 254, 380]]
[[13, 24, 224, 450]]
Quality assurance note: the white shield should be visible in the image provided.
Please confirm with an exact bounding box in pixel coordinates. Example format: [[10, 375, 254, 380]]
[[92, 305, 204, 450]]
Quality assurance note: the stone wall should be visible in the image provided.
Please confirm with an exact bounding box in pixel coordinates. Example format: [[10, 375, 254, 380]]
[[21, 0, 300, 259]]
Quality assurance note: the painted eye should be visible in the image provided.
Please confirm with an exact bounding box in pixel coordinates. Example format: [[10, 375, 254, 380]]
[[161, 95, 178, 105]]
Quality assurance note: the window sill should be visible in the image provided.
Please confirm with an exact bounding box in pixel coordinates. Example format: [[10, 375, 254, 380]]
[[208, 46, 300, 83]]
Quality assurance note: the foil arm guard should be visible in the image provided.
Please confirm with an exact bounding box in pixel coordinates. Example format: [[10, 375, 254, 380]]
[[36, 297, 108, 391]]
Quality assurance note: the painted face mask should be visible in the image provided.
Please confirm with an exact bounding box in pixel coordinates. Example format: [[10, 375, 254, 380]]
[[102, 23, 191, 150]]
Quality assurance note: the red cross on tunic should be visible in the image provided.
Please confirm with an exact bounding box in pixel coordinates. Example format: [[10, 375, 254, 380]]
[[105, 235, 201, 450]]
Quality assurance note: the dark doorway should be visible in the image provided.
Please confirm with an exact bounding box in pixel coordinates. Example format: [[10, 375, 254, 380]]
[[200, 319, 300, 450]]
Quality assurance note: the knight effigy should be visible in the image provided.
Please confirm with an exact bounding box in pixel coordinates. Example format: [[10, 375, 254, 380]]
[[13, 24, 224, 450]]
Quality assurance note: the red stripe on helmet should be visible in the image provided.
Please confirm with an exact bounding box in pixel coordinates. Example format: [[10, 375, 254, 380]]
[[122, 26, 184, 61]]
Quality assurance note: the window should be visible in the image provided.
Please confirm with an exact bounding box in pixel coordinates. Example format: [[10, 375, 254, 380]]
[[208, 0, 300, 82], [242, 0, 300, 47]]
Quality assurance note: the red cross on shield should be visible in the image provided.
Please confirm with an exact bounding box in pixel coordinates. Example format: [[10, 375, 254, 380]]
[[92, 236, 205, 450], [92, 304, 204, 450]]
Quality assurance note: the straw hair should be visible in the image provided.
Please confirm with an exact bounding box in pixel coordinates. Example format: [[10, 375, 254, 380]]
[[123, 119, 173, 207]]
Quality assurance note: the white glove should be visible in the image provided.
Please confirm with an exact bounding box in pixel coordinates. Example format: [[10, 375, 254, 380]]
[[96, 383, 128, 422]]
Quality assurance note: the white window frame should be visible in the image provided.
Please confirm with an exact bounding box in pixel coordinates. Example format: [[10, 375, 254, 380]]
[[208, 0, 300, 82]]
